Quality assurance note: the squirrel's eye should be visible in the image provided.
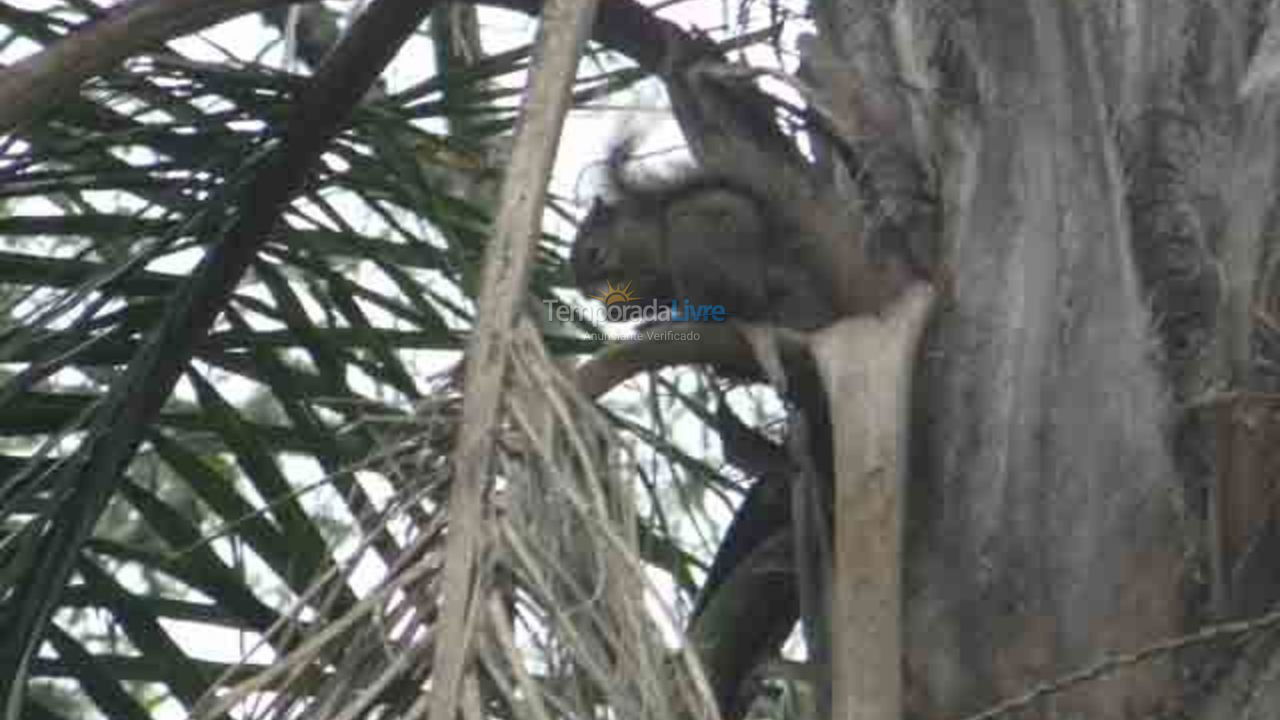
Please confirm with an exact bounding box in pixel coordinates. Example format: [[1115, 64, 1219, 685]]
[[586, 246, 607, 267]]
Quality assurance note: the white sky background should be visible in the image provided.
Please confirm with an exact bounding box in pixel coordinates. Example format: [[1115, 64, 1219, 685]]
[[2, 1, 809, 716]]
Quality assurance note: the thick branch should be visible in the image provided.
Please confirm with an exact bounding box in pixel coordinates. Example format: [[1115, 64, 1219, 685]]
[[0, 0, 735, 140], [690, 531, 798, 719], [809, 283, 935, 720], [433, 3, 598, 720], [0, 0, 301, 133], [574, 322, 756, 399]]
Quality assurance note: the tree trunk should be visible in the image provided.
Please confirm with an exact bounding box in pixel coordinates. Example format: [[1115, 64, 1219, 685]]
[[843, 2, 1280, 717], [584, 0, 1280, 715], [889, 3, 1190, 717]]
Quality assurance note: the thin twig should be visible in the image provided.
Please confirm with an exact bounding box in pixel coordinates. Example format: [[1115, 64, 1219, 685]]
[[955, 604, 1280, 720]]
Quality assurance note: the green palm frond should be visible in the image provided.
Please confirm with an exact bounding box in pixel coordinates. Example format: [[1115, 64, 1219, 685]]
[[0, 3, 767, 718]]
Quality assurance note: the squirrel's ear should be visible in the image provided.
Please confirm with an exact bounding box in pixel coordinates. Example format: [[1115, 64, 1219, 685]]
[[577, 199, 606, 231]]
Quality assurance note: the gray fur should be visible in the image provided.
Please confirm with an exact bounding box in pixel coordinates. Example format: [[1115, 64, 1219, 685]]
[[570, 142, 909, 328]]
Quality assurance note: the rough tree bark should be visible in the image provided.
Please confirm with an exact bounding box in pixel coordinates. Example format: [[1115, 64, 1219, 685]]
[[592, 1, 1278, 718], [571, 1, 1199, 717], [890, 3, 1190, 717]]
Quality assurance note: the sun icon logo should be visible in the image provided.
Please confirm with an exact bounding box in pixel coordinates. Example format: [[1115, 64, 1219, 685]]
[[589, 280, 641, 305]]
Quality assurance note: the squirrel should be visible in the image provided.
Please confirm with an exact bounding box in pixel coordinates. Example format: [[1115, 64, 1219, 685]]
[[570, 138, 914, 330]]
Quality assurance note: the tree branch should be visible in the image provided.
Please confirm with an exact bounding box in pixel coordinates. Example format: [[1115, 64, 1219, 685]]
[[810, 282, 935, 720], [0, 0, 301, 133], [432, 3, 598, 720]]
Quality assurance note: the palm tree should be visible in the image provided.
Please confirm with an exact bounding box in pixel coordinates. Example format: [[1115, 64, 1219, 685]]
[[3, 2, 1280, 720]]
